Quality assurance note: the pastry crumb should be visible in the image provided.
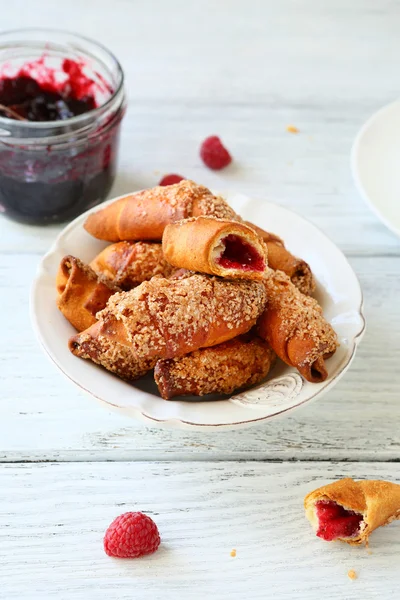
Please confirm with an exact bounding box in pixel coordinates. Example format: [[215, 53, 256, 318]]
[[286, 124, 299, 134], [230, 549, 236, 557], [347, 569, 357, 580]]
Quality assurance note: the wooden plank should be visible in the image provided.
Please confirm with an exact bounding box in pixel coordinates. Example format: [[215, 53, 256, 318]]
[[0, 461, 399, 599], [1, 254, 399, 462]]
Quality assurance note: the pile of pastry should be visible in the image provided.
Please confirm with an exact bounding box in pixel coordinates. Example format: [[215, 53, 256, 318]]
[[56, 180, 338, 400]]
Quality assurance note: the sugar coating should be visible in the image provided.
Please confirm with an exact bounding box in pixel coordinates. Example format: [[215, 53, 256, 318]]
[[71, 318, 157, 380], [143, 179, 237, 220], [96, 273, 266, 360], [155, 335, 276, 398]]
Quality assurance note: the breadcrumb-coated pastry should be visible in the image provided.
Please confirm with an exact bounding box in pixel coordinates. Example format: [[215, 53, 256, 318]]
[[257, 270, 337, 382], [84, 179, 238, 242], [154, 334, 276, 399], [56, 255, 119, 332], [69, 274, 266, 379], [305, 478, 400, 545], [162, 217, 268, 281], [90, 241, 175, 290]]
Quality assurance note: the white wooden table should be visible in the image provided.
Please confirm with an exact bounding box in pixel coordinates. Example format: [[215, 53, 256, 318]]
[[1, 1, 399, 598]]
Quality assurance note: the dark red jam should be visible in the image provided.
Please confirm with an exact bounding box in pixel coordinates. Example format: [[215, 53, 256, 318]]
[[217, 234, 265, 271], [0, 58, 122, 224]]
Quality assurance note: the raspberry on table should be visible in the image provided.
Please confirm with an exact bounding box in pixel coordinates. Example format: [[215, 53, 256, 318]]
[[200, 135, 232, 170], [159, 174, 185, 186], [104, 511, 161, 558]]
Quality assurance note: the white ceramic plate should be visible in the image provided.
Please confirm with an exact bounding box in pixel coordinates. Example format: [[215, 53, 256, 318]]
[[352, 100, 400, 237], [31, 192, 365, 430]]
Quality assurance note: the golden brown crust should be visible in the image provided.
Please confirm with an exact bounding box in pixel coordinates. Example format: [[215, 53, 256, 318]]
[[56, 256, 119, 332], [246, 221, 315, 295], [154, 334, 276, 399], [90, 241, 175, 290], [84, 180, 238, 242], [304, 478, 400, 545], [69, 274, 266, 377], [162, 217, 268, 280], [69, 318, 156, 380], [257, 270, 338, 382]]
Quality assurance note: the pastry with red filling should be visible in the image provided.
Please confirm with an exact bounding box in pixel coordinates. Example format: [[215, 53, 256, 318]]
[[162, 216, 268, 280], [304, 478, 400, 545]]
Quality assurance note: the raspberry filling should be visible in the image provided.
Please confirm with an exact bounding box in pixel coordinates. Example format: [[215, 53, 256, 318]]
[[315, 501, 363, 541], [216, 234, 265, 272]]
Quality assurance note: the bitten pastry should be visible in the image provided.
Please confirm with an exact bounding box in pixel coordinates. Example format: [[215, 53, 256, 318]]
[[84, 179, 238, 242], [257, 270, 338, 382], [162, 217, 268, 280], [246, 221, 315, 295], [69, 274, 266, 379], [56, 256, 119, 332], [90, 241, 175, 290], [305, 478, 400, 545], [154, 334, 276, 399]]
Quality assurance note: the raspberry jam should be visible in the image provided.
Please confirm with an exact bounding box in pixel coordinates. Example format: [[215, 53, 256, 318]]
[[315, 501, 363, 541], [217, 234, 265, 271], [0, 30, 125, 224]]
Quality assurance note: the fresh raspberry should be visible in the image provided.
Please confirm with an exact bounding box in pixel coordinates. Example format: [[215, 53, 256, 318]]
[[200, 135, 232, 170], [104, 512, 161, 558], [159, 174, 185, 186]]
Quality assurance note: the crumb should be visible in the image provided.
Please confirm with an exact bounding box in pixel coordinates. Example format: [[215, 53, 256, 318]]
[[230, 549, 236, 557], [286, 125, 299, 134], [347, 569, 357, 580]]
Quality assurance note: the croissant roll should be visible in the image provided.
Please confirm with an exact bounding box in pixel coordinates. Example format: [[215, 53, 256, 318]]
[[304, 478, 400, 545], [257, 270, 338, 382], [84, 179, 238, 242], [246, 221, 315, 295], [162, 217, 268, 280], [154, 334, 276, 399], [90, 241, 175, 290], [56, 256, 119, 332], [69, 274, 266, 376]]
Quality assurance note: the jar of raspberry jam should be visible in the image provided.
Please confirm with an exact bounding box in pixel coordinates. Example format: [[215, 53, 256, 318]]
[[0, 29, 126, 224]]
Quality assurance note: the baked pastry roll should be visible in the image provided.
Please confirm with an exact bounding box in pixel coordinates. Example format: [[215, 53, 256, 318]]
[[257, 270, 338, 382], [246, 221, 315, 295], [56, 256, 119, 332], [90, 241, 175, 290], [154, 334, 276, 399], [162, 217, 268, 280], [69, 274, 266, 379], [305, 478, 400, 545], [84, 179, 238, 242]]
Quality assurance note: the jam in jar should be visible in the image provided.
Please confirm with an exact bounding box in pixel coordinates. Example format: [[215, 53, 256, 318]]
[[0, 29, 126, 224]]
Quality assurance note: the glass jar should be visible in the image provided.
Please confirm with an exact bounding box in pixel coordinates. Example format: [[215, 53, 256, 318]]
[[0, 29, 126, 224]]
